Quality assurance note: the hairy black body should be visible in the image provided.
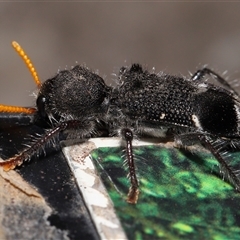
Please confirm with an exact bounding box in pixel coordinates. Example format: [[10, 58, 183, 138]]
[[1, 63, 240, 204], [113, 65, 238, 136]]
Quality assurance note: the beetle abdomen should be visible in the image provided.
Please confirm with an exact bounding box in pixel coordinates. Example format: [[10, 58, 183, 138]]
[[194, 89, 238, 136]]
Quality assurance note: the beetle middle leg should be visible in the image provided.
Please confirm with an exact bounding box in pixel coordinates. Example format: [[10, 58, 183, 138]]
[[121, 128, 139, 204]]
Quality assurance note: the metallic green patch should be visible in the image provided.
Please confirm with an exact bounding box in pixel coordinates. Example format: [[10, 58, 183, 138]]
[[91, 145, 240, 239]]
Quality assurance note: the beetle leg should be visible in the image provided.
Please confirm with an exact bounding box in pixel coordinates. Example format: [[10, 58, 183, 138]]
[[0, 120, 92, 171], [121, 128, 139, 204], [198, 134, 240, 192], [191, 67, 239, 96]]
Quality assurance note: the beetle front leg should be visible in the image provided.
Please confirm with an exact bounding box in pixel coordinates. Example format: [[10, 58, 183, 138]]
[[0, 120, 92, 171]]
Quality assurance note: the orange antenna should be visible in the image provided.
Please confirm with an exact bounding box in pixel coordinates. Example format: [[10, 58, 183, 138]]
[[0, 104, 36, 114], [12, 41, 42, 88]]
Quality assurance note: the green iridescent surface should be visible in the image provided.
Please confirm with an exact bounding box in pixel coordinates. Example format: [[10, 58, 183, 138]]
[[91, 145, 240, 240]]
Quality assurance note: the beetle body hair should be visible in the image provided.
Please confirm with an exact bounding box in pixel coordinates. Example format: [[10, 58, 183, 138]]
[[1, 63, 240, 203]]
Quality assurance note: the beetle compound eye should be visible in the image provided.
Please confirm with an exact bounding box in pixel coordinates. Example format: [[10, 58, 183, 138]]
[[36, 95, 47, 119]]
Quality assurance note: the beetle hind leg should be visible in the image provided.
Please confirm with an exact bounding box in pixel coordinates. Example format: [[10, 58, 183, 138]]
[[199, 134, 240, 192], [191, 67, 239, 96]]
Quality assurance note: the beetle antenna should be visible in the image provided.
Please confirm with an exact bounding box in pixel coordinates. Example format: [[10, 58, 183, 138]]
[[12, 41, 42, 88], [0, 104, 36, 114]]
